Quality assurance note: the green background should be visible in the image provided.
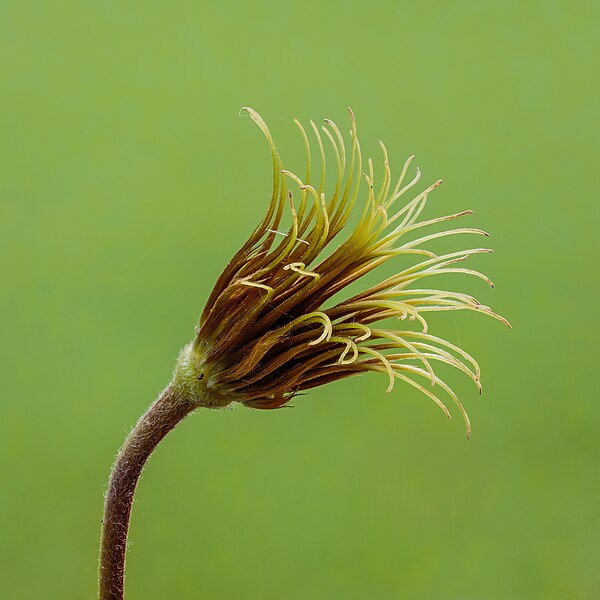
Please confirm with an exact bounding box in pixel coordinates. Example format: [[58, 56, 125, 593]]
[[1, 2, 598, 599]]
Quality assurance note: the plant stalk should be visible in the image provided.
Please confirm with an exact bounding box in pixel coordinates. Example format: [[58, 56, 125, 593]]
[[98, 384, 198, 600]]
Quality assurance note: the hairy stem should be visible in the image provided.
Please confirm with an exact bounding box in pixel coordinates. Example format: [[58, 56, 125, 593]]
[[98, 384, 198, 600]]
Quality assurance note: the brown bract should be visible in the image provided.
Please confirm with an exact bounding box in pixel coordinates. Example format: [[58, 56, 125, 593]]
[[191, 108, 509, 436]]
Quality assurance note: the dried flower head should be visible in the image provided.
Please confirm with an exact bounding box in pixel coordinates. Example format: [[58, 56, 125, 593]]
[[188, 107, 509, 436]]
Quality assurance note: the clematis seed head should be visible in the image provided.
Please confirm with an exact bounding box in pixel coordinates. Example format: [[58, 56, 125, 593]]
[[185, 108, 510, 437]]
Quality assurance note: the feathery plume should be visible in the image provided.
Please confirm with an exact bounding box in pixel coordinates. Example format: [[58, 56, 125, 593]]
[[189, 107, 509, 437]]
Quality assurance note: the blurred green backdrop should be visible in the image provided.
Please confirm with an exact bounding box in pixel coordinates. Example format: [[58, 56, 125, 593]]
[[1, 2, 598, 599]]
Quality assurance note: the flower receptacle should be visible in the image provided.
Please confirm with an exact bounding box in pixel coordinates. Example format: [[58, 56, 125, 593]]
[[172, 343, 232, 409]]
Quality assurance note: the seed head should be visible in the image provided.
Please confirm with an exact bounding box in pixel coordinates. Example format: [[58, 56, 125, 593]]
[[188, 108, 509, 436]]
